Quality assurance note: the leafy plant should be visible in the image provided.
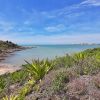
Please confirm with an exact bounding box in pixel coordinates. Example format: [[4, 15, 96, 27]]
[[18, 79, 35, 100], [2, 95, 18, 100], [73, 52, 86, 64], [23, 59, 54, 81]]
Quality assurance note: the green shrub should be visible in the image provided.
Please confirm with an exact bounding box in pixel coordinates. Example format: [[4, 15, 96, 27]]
[[0, 77, 6, 93], [73, 52, 86, 64], [52, 72, 69, 93], [74, 57, 100, 75], [54, 54, 74, 69], [10, 70, 28, 84]]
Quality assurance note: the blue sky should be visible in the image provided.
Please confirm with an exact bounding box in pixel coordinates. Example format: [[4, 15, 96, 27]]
[[0, 0, 100, 44]]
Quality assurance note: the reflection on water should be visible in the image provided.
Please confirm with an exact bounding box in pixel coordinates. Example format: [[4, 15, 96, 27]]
[[2, 45, 100, 66]]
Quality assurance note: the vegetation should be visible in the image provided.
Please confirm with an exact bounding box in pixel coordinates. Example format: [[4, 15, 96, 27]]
[[0, 70, 28, 99], [0, 47, 100, 100], [52, 72, 69, 94], [0, 40, 21, 50], [23, 59, 54, 82], [2, 95, 18, 100], [54, 54, 74, 68]]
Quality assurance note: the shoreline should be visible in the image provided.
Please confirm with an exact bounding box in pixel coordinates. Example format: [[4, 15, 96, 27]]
[[0, 46, 33, 75], [0, 46, 33, 61], [0, 63, 21, 75]]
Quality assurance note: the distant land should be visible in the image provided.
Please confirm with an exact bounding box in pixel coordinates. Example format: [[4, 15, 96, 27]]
[[0, 40, 28, 61]]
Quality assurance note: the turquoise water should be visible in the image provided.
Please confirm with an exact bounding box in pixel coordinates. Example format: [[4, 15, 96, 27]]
[[2, 44, 100, 66]]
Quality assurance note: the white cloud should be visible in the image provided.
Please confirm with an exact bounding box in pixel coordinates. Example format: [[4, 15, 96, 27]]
[[1, 33, 100, 44], [45, 24, 66, 32], [81, 0, 100, 6]]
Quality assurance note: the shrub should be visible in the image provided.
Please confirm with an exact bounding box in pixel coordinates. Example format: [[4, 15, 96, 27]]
[[52, 72, 69, 94], [67, 79, 87, 95], [10, 70, 28, 84], [93, 73, 100, 88], [73, 56, 100, 75], [54, 54, 74, 69], [0, 77, 6, 93]]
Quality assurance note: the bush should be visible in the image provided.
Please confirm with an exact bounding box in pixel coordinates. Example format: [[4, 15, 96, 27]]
[[52, 72, 69, 94], [0, 77, 6, 93], [93, 73, 100, 88], [54, 54, 74, 69], [10, 70, 28, 84], [67, 78, 87, 95]]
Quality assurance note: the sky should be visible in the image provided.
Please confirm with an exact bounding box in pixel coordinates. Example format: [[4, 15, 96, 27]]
[[0, 0, 100, 44]]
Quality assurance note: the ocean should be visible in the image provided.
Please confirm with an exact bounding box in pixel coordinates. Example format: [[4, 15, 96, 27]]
[[2, 44, 100, 66]]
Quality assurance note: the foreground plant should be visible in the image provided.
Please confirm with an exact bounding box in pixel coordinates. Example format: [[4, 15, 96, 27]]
[[2, 95, 18, 100], [17, 79, 36, 100], [24, 59, 54, 81]]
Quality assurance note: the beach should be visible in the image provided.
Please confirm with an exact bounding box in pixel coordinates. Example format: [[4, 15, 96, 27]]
[[0, 48, 23, 75], [0, 42, 32, 75], [0, 63, 21, 75]]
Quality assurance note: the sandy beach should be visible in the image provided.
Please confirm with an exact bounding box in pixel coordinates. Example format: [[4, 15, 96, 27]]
[[0, 48, 25, 75], [0, 63, 21, 75], [0, 45, 33, 75]]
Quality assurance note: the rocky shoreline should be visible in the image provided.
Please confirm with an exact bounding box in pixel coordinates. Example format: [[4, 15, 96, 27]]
[[0, 41, 33, 75], [0, 45, 33, 75], [0, 46, 32, 61], [0, 48, 23, 75]]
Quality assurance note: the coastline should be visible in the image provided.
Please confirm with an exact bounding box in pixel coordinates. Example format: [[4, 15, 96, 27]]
[[0, 63, 21, 75], [0, 46, 33, 75], [0, 47, 99, 99]]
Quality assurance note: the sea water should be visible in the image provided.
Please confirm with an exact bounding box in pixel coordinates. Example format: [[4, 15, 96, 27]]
[[2, 44, 100, 66]]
